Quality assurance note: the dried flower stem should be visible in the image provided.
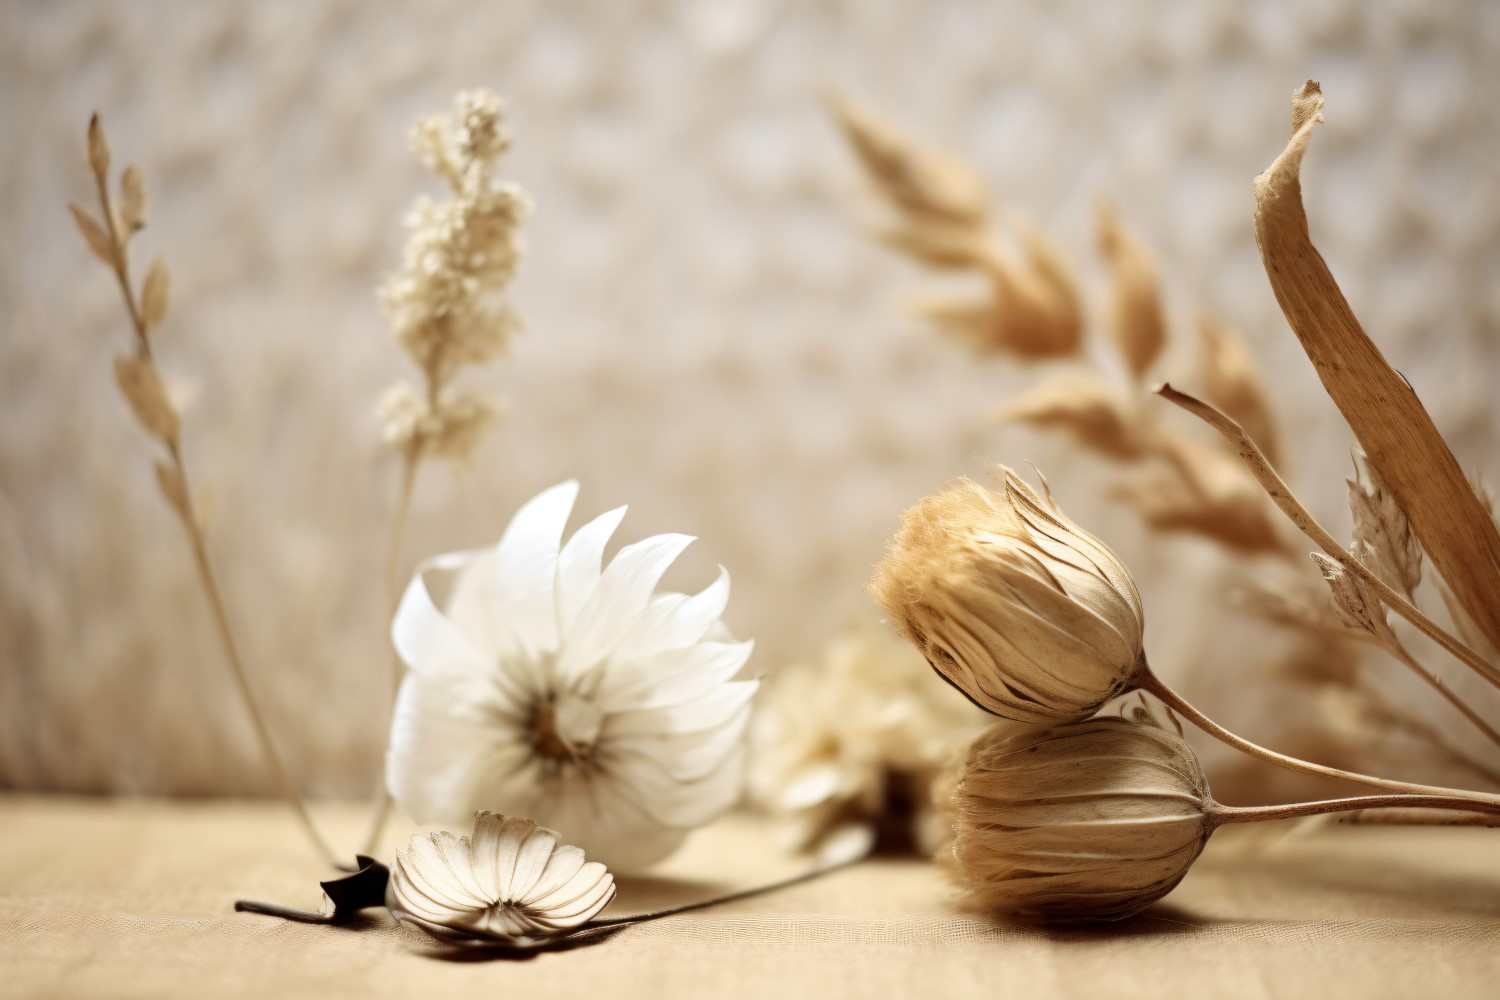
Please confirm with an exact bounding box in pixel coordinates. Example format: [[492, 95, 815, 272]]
[[1136, 660, 1500, 809], [1333, 808, 1500, 829], [1383, 638, 1500, 753], [1213, 794, 1500, 826], [359, 441, 421, 855], [1155, 383, 1500, 692], [79, 116, 337, 866]]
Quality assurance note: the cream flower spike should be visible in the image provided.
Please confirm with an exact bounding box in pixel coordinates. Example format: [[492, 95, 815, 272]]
[[388, 812, 616, 947], [387, 481, 758, 871]]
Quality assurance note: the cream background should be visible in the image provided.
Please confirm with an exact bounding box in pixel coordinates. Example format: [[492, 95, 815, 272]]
[[2, 0, 1498, 796]]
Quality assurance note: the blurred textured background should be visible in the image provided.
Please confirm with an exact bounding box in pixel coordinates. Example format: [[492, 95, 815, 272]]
[[3, 0, 1498, 798]]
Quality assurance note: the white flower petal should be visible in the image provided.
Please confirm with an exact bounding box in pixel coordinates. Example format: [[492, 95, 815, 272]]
[[554, 505, 628, 638], [392, 567, 527, 708], [612, 567, 730, 661], [604, 703, 751, 782], [408, 831, 492, 908], [525, 843, 586, 903], [492, 480, 580, 653], [508, 823, 558, 901], [598, 640, 754, 710], [386, 675, 534, 825], [557, 533, 695, 680], [611, 745, 748, 827], [603, 679, 759, 738]]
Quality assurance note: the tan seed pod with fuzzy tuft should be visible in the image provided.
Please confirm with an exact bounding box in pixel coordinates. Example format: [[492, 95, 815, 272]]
[[946, 717, 1212, 923], [869, 468, 1144, 723]]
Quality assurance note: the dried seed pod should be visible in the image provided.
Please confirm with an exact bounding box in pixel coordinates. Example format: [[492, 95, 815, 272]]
[[947, 718, 1212, 923], [869, 468, 1144, 723]]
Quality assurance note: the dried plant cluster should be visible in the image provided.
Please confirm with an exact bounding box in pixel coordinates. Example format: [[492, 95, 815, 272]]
[[377, 89, 530, 467], [748, 625, 988, 861], [835, 90, 1500, 804], [856, 84, 1500, 922]]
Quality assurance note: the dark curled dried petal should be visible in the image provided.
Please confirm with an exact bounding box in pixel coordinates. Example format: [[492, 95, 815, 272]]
[[235, 855, 390, 924]]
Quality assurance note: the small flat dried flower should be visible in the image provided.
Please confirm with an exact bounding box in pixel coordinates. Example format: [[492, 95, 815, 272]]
[[387, 812, 616, 948]]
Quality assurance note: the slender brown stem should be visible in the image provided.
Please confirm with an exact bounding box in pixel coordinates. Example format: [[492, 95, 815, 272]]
[[1385, 639, 1500, 753], [1333, 808, 1500, 829], [1135, 660, 1500, 810], [1213, 793, 1500, 827], [360, 439, 423, 855], [90, 160, 338, 867], [1155, 383, 1500, 692]]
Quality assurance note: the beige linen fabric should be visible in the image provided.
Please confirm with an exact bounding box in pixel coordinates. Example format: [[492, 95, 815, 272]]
[[1, 797, 1496, 998]]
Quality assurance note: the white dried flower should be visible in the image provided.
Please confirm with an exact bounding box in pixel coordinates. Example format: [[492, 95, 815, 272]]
[[388, 811, 615, 947], [750, 626, 987, 860], [947, 718, 1211, 923], [387, 481, 757, 871], [869, 468, 1144, 724]]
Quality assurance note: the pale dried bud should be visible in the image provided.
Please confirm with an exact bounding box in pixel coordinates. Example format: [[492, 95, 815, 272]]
[[119, 165, 148, 233], [947, 718, 1211, 923], [869, 468, 1144, 723], [87, 113, 111, 180]]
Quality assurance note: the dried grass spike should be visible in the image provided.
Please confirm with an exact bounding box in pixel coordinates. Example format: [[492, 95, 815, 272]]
[[997, 378, 1145, 460], [1097, 200, 1166, 380], [1312, 553, 1395, 645], [827, 93, 989, 231], [1197, 314, 1279, 466], [1348, 448, 1422, 599]]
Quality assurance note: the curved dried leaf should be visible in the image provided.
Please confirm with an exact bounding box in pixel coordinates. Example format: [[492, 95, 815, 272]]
[[141, 258, 170, 332], [113, 354, 179, 442], [70, 203, 115, 266], [1254, 80, 1500, 651], [154, 459, 190, 520]]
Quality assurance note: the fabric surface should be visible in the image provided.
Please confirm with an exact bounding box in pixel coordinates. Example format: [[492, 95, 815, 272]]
[[1, 796, 1496, 998]]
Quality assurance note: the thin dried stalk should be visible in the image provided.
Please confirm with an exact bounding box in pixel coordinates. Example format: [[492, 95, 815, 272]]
[[1156, 382, 1500, 691], [75, 115, 337, 866], [1254, 81, 1500, 652]]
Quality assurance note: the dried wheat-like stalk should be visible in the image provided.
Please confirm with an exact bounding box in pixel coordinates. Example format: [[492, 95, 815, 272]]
[[363, 90, 532, 852], [70, 116, 337, 865], [834, 92, 1498, 792]]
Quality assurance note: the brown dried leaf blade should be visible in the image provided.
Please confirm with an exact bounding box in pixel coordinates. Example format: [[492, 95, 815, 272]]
[[1252, 80, 1500, 650]]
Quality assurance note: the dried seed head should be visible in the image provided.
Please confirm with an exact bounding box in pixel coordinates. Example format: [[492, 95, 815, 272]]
[[869, 469, 1144, 723], [947, 718, 1212, 923]]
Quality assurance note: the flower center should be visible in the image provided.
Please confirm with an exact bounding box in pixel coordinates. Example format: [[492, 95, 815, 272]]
[[529, 701, 573, 762], [527, 693, 604, 765]]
